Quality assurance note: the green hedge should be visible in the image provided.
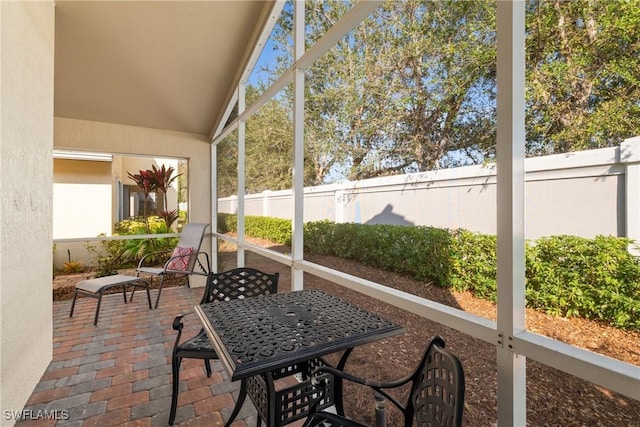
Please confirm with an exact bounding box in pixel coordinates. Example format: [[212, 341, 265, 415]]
[[218, 214, 640, 330], [218, 213, 292, 246], [526, 235, 640, 329]]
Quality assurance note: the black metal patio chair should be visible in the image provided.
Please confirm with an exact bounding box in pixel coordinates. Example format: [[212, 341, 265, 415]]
[[302, 335, 465, 427], [168, 267, 279, 425]]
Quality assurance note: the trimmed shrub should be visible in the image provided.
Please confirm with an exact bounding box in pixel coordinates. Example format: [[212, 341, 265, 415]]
[[218, 214, 640, 330], [218, 213, 291, 246], [447, 230, 498, 300], [526, 235, 640, 329]]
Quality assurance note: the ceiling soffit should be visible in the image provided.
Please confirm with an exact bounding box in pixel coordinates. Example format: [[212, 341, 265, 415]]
[[54, 1, 273, 136]]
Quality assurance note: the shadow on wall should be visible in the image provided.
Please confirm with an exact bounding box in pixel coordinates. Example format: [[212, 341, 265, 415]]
[[365, 204, 413, 226]]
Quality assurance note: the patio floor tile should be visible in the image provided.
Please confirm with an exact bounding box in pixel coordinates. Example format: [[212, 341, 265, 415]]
[[17, 286, 256, 426]]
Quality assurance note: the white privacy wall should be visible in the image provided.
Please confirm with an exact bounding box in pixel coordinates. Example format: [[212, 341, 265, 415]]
[[219, 139, 638, 242], [0, 1, 55, 424]]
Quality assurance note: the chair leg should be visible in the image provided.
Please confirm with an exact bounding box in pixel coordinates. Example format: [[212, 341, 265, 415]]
[[69, 289, 79, 317], [130, 273, 145, 301], [169, 355, 182, 425], [94, 294, 103, 326], [154, 275, 166, 309], [204, 359, 212, 377], [144, 283, 152, 309], [130, 281, 153, 310]]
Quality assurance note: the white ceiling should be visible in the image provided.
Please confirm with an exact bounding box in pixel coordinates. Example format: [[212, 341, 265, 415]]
[[54, 1, 274, 137]]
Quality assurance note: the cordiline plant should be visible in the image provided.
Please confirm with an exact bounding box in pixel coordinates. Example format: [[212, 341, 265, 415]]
[[128, 164, 182, 232], [149, 164, 182, 231], [127, 169, 156, 233]]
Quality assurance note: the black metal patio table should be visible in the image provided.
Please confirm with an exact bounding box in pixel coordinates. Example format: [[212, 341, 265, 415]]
[[194, 288, 404, 427]]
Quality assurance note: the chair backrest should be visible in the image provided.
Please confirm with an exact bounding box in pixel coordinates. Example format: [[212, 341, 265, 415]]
[[201, 267, 279, 305], [410, 335, 465, 427], [175, 223, 209, 272]]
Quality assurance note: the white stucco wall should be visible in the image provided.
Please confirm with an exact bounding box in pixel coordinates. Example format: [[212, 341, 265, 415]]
[[0, 1, 55, 424], [55, 118, 210, 223], [53, 159, 113, 239]]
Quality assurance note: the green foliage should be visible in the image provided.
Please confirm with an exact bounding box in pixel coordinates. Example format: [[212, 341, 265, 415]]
[[218, 213, 291, 246], [274, 0, 498, 179], [127, 164, 182, 231], [217, 213, 236, 234], [245, 216, 292, 246], [245, 0, 638, 183], [84, 216, 180, 274], [304, 222, 452, 283], [117, 217, 178, 264], [526, 0, 640, 154], [447, 230, 498, 300], [84, 236, 123, 277], [222, 214, 639, 329], [526, 235, 640, 329], [62, 261, 83, 274], [84, 217, 179, 271], [114, 216, 168, 235]]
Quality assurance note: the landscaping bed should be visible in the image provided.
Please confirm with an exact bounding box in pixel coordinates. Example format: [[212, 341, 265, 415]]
[[220, 237, 640, 427]]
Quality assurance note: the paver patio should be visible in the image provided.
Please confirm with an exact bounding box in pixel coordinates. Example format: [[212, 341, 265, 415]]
[[17, 286, 259, 427]]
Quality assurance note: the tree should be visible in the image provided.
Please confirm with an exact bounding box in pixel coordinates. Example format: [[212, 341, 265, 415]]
[[241, 0, 639, 184], [271, 0, 497, 182], [526, 0, 640, 155], [216, 85, 316, 197]]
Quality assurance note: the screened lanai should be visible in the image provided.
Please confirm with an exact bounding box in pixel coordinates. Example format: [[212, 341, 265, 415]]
[[210, 2, 639, 427], [1, 1, 638, 426]]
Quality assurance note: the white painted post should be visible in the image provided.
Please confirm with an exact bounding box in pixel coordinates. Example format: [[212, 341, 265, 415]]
[[496, 1, 527, 426], [621, 137, 640, 255], [291, 0, 305, 290], [211, 142, 218, 272], [237, 83, 246, 267]]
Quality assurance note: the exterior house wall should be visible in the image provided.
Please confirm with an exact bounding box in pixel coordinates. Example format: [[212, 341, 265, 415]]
[[0, 1, 55, 424], [53, 159, 112, 269], [52, 156, 181, 269], [219, 140, 637, 243], [118, 156, 180, 216], [53, 159, 113, 238]]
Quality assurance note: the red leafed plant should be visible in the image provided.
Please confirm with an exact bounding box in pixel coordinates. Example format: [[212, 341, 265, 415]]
[[128, 165, 182, 232]]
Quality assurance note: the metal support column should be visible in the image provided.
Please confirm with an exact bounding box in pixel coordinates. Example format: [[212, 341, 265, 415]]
[[496, 1, 527, 425], [291, 0, 305, 290]]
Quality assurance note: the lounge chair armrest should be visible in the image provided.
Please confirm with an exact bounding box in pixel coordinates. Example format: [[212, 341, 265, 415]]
[[192, 251, 211, 275], [137, 249, 173, 268]]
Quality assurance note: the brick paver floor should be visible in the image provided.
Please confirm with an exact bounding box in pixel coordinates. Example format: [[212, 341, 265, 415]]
[[17, 286, 259, 426]]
